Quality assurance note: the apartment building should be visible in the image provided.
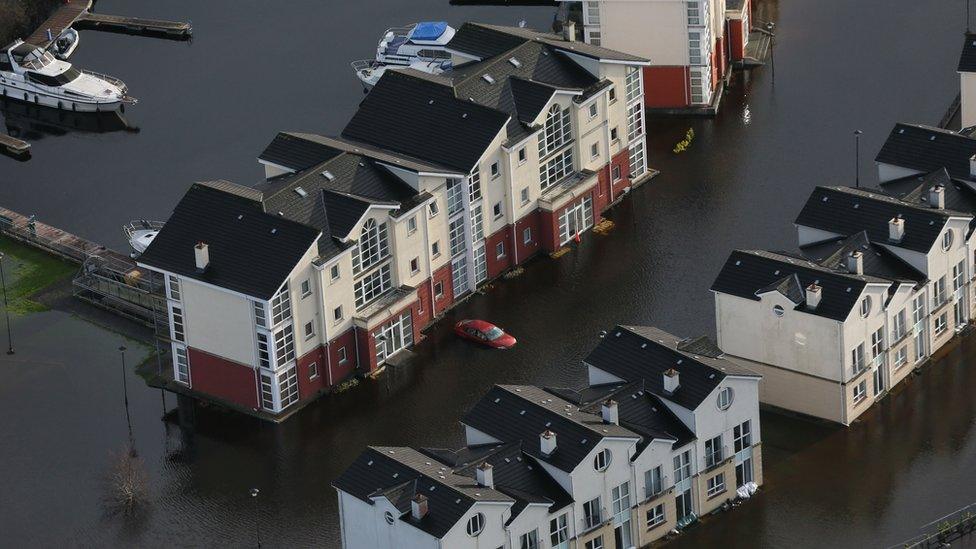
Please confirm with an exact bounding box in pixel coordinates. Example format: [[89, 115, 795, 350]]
[[564, 0, 745, 110], [334, 326, 762, 548], [712, 185, 975, 424], [959, 33, 976, 128], [136, 23, 652, 419]]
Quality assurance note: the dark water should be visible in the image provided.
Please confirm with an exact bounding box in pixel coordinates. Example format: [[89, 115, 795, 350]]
[[2, 0, 975, 546]]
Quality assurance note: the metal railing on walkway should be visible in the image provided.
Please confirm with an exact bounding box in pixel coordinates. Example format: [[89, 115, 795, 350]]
[[888, 501, 976, 548]]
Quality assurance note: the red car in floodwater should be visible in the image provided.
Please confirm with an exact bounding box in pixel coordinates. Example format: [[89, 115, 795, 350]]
[[454, 319, 517, 349]]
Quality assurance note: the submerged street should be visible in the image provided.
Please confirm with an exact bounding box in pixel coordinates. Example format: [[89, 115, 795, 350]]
[[1, 0, 975, 546]]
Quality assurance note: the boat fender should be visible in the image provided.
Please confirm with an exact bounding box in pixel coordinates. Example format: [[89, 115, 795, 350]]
[[72, 102, 76, 111], [120, 103, 125, 114]]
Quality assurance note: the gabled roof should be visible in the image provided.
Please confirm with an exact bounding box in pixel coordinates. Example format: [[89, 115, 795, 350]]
[[711, 249, 886, 321], [800, 231, 926, 283], [880, 168, 976, 216], [448, 23, 648, 64], [794, 185, 968, 253], [959, 33, 976, 73], [138, 183, 320, 300], [875, 123, 976, 179], [461, 385, 639, 473], [272, 133, 460, 175], [322, 190, 398, 240], [258, 132, 343, 172], [341, 70, 510, 173], [756, 273, 804, 304], [333, 446, 513, 539], [583, 326, 759, 411]]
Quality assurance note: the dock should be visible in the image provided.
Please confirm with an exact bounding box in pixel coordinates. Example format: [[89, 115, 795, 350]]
[[0, 134, 31, 159], [23, 0, 191, 47], [24, 0, 92, 48]]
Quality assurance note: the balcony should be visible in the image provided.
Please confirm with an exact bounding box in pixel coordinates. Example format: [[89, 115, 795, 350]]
[[353, 286, 418, 330], [539, 170, 598, 212], [579, 507, 607, 534]]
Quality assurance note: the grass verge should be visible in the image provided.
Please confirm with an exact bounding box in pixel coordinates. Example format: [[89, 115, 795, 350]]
[[0, 235, 77, 314]]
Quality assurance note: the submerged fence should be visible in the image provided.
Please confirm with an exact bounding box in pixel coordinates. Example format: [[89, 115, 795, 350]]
[[888, 501, 976, 548]]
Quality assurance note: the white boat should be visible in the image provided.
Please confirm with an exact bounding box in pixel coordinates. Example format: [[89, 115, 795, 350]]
[[50, 28, 80, 60], [123, 220, 164, 257], [0, 39, 135, 112], [352, 22, 455, 88], [351, 57, 451, 89]]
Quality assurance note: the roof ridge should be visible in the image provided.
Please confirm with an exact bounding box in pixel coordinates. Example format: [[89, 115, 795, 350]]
[[819, 185, 969, 217], [453, 40, 540, 89], [736, 249, 888, 283]]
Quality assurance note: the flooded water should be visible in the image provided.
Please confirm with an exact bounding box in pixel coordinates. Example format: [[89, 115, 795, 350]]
[[1, 0, 975, 546]]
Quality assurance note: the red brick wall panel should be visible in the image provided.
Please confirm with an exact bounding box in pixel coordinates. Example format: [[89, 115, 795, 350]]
[[642, 66, 690, 108], [186, 348, 259, 410]]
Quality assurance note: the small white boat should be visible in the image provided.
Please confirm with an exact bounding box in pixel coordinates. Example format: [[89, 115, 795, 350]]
[[123, 220, 164, 257], [50, 28, 80, 60], [351, 57, 451, 89], [0, 39, 135, 112]]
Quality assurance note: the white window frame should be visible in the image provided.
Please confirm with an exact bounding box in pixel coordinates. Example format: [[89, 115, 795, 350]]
[[706, 473, 726, 497]]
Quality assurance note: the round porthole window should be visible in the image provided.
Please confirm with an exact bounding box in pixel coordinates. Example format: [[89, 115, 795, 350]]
[[466, 513, 485, 536], [943, 229, 954, 251], [860, 296, 872, 318], [717, 387, 734, 410], [593, 448, 612, 471], [773, 305, 785, 317], [385, 511, 395, 525]]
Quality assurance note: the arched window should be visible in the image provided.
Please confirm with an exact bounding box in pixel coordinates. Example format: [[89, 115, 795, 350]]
[[539, 104, 571, 158], [352, 218, 389, 275], [717, 387, 734, 410]]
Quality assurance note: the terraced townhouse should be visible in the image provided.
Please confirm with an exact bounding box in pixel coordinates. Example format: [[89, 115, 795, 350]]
[[136, 23, 652, 419], [334, 326, 762, 548], [712, 185, 975, 425], [562, 0, 754, 111]]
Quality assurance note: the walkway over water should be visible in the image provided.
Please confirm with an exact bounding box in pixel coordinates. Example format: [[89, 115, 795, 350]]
[[24, 0, 92, 48], [23, 0, 191, 47]]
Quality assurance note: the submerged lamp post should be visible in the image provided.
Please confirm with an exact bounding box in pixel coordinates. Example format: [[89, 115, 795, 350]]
[[854, 130, 863, 188], [250, 488, 262, 548], [0, 252, 13, 355], [766, 22, 776, 81], [119, 344, 136, 455]]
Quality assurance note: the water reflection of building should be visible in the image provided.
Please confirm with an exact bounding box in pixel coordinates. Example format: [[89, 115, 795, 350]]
[[136, 23, 652, 421], [334, 326, 762, 548]]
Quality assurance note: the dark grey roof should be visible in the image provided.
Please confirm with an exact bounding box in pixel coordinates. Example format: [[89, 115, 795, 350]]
[[711, 250, 886, 321], [959, 33, 976, 72], [583, 326, 759, 411], [449, 23, 648, 64], [138, 183, 320, 300], [675, 335, 726, 359], [333, 446, 513, 539], [322, 190, 398, 239], [756, 273, 805, 304], [508, 77, 557, 124], [800, 231, 926, 283], [342, 70, 510, 173], [794, 185, 967, 253], [258, 132, 343, 172], [880, 168, 976, 215], [461, 385, 639, 473], [875, 123, 976, 179], [277, 133, 460, 175]]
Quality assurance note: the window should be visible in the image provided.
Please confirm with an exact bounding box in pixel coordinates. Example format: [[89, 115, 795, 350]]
[[646, 504, 665, 529], [308, 362, 318, 379], [591, 142, 599, 160], [851, 343, 865, 375], [354, 264, 392, 308], [300, 279, 311, 298], [629, 142, 647, 179], [517, 147, 527, 164], [893, 308, 907, 340], [338, 346, 348, 364], [589, 102, 598, 119], [860, 296, 871, 318], [168, 275, 181, 301], [935, 311, 948, 335], [704, 435, 723, 468], [466, 513, 485, 536], [174, 345, 190, 384], [706, 473, 726, 498], [330, 265, 340, 282], [407, 215, 417, 235], [333, 305, 343, 323], [523, 227, 533, 244], [435, 281, 444, 299], [582, 497, 602, 529], [625, 66, 641, 102], [610, 127, 619, 141], [953, 260, 966, 291], [687, 0, 701, 25], [539, 104, 572, 159], [934, 276, 947, 307], [432, 241, 441, 258], [490, 162, 500, 179], [428, 201, 439, 218], [871, 327, 884, 360], [496, 242, 505, 259], [520, 187, 530, 205], [171, 305, 185, 342], [626, 101, 644, 141], [608, 86, 617, 103], [410, 257, 420, 275], [645, 466, 663, 497], [943, 229, 954, 251], [612, 165, 621, 182], [853, 379, 867, 403], [549, 513, 569, 546], [260, 372, 274, 410], [584, 0, 601, 24], [274, 324, 296, 365], [773, 304, 785, 317], [913, 295, 926, 325], [253, 301, 267, 328], [594, 448, 612, 471], [304, 321, 314, 340], [271, 283, 292, 325], [893, 346, 908, 368], [733, 420, 752, 452], [676, 489, 693, 521], [256, 332, 271, 369], [540, 148, 574, 190], [469, 168, 482, 203], [611, 481, 631, 517], [449, 218, 466, 256], [689, 31, 702, 65], [519, 530, 539, 549], [716, 387, 733, 410], [585, 537, 604, 549], [493, 202, 503, 219], [384, 511, 395, 525], [352, 219, 390, 275], [673, 450, 691, 483]]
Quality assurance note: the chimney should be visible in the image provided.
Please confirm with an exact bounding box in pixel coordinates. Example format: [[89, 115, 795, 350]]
[[970, 154, 976, 178], [846, 251, 863, 275], [663, 368, 680, 394], [601, 399, 619, 425], [476, 462, 494, 489], [928, 185, 945, 209], [540, 430, 557, 456], [889, 217, 905, 243], [806, 283, 822, 310], [194, 242, 210, 271], [564, 21, 576, 42], [411, 494, 429, 521]]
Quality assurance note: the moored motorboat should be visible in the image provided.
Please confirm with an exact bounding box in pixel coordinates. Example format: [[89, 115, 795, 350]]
[[50, 28, 80, 60], [123, 220, 164, 257], [351, 22, 455, 88]]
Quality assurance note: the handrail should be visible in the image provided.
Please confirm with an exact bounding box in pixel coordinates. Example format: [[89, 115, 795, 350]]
[[81, 69, 128, 95]]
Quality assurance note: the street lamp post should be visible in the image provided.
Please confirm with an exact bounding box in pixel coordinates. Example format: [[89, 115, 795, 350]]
[[766, 22, 776, 82], [119, 344, 135, 455], [0, 252, 13, 355], [854, 130, 863, 188], [250, 488, 262, 548]]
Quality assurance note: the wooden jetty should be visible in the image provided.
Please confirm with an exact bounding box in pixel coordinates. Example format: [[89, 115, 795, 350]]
[[23, 0, 191, 47], [0, 134, 30, 159], [24, 0, 92, 48]]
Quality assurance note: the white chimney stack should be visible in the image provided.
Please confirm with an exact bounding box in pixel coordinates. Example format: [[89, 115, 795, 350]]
[[564, 21, 576, 42], [846, 251, 863, 275], [411, 494, 429, 521], [540, 430, 557, 456], [476, 462, 494, 489], [928, 185, 945, 209], [889, 217, 905, 243], [806, 283, 822, 310], [663, 368, 680, 394], [970, 154, 976, 178], [194, 242, 210, 271], [601, 399, 619, 425]]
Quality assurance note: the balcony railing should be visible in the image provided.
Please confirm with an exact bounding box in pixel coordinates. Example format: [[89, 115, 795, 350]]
[[871, 353, 885, 369]]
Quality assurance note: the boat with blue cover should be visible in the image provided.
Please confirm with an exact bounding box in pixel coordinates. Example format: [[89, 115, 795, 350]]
[[351, 22, 455, 89]]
